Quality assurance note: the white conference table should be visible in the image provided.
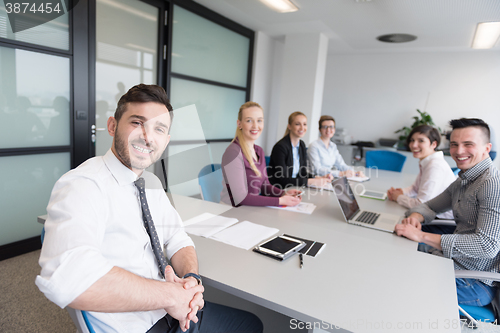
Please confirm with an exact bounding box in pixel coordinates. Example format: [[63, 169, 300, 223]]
[[168, 169, 460, 333]]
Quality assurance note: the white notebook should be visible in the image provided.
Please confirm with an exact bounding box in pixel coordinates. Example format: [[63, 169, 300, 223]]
[[210, 221, 279, 250], [183, 213, 239, 238]]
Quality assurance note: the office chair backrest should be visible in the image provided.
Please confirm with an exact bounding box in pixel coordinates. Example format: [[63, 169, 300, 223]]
[[365, 150, 406, 172], [265, 156, 270, 166], [198, 164, 223, 203], [490, 151, 497, 161]]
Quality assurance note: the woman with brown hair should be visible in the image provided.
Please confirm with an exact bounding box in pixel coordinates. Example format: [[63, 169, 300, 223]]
[[387, 125, 455, 219], [220, 102, 302, 207]]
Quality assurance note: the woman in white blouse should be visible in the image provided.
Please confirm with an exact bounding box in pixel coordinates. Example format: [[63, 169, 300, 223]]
[[387, 125, 456, 219]]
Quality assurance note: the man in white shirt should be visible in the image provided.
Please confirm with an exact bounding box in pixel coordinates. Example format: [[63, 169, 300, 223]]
[[36, 84, 263, 333]]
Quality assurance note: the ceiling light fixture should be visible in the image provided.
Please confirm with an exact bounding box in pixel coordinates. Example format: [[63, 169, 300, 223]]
[[472, 22, 500, 49], [259, 0, 298, 13]]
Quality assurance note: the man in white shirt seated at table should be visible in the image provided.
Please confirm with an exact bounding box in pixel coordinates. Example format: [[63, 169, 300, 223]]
[[395, 118, 500, 309], [36, 84, 263, 333]]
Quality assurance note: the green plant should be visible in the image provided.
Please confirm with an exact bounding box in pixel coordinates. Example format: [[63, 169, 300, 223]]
[[395, 109, 441, 150]]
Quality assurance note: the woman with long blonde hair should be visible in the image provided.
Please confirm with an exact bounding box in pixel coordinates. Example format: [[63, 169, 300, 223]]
[[220, 102, 302, 207], [268, 111, 331, 188]]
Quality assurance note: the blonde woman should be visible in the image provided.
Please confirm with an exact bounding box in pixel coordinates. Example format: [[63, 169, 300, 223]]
[[269, 111, 332, 188], [220, 102, 302, 207]]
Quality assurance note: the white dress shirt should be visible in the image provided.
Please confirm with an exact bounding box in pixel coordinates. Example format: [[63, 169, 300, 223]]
[[291, 141, 300, 178], [397, 151, 456, 219], [36, 149, 195, 333], [307, 138, 352, 177]]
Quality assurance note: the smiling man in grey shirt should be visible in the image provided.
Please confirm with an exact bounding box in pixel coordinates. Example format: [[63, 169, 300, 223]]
[[395, 118, 500, 307]]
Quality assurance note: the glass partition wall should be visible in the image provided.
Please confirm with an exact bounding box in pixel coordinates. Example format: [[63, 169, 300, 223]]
[[164, 3, 253, 197], [0, 0, 254, 258], [95, 0, 160, 157], [0, 6, 72, 253]]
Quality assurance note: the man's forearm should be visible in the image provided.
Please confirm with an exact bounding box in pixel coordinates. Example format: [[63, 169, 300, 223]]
[[421, 232, 442, 251], [69, 266, 180, 312], [170, 246, 199, 278]]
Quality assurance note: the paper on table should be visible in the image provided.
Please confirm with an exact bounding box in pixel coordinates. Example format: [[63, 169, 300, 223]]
[[267, 202, 316, 214], [183, 213, 239, 238], [308, 183, 334, 191], [347, 176, 370, 182], [209, 221, 279, 250], [183, 212, 216, 226]]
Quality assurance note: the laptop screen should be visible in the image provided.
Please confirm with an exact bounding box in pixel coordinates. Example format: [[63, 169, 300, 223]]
[[331, 177, 360, 221]]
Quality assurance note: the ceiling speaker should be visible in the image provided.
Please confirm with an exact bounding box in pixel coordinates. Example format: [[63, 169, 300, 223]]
[[377, 34, 417, 43]]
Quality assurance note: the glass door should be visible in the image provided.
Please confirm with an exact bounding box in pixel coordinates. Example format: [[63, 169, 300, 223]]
[[95, 0, 161, 156]]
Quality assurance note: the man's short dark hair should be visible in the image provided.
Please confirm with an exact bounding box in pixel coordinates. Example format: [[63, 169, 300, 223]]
[[449, 118, 490, 143], [406, 125, 441, 149], [319, 115, 335, 130], [114, 84, 173, 124]]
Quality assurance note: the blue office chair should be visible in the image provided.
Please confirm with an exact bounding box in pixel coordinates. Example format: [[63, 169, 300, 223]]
[[41, 226, 96, 333], [198, 164, 223, 203], [365, 150, 406, 172], [451, 167, 460, 176], [41, 226, 45, 244], [455, 270, 500, 327], [265, 156, 270, 166], [66, 308, 96, 333]]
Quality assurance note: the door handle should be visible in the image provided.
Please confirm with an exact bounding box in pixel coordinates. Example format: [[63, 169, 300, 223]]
[[91, 125, 107, 143]]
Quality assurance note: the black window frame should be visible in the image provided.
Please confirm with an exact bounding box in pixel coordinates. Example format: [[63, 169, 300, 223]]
[[0, 4, 77, 260], [166, 0, 254, 144]]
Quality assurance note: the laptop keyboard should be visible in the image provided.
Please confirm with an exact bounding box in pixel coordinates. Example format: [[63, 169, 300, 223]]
[[355, 211, 380, 225]]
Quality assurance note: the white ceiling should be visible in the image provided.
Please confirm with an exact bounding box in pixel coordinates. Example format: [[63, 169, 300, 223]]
[[193, 0, 500, 54]]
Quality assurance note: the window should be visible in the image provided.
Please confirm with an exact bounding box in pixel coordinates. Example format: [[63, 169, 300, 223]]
[[0, 4, 72, 252], [163, 2, 253, 196]]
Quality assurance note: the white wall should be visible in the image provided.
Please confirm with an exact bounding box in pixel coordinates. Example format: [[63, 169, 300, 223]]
[[277, 33, 329, 145], [321, 51, 500, 167], [250, 32, 285, 155], [251, 31, 275, 151], [266, 38, 285, 154]]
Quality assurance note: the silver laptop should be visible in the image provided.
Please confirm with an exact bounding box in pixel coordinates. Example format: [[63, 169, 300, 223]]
[[331, 177, 402, 233]]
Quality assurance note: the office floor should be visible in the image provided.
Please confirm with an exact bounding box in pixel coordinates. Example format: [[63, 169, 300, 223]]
[[1, 249, 499, 333], [0, 250, 303, 333], [0, 250, 75, 333]]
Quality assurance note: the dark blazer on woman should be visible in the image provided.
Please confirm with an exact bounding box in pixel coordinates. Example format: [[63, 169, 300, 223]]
[[268, 134, 313, 188]]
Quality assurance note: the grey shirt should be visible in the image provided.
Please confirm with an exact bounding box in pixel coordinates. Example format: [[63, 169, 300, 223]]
[[407, 158, 500, 286]]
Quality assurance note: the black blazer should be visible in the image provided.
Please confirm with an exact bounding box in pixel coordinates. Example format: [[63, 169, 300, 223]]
[[268, 134, 312, 188]]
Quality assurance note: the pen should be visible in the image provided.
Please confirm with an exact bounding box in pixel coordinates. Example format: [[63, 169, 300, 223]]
[[299, 253, 304, 269]]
